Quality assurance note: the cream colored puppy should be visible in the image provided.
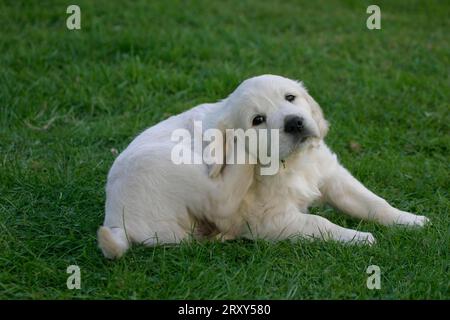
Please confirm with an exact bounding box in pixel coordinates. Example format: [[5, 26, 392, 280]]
[[98, 75, 429, 259]]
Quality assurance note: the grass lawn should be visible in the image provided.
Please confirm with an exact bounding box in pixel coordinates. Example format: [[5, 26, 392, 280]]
[[0, 0, 449, 299]]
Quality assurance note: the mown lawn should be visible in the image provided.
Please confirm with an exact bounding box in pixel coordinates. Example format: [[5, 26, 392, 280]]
[[0, 0, 448, 299]]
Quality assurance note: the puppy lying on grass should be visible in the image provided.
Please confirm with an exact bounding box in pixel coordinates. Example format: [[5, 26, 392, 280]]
[[98, 75, 429, 259]]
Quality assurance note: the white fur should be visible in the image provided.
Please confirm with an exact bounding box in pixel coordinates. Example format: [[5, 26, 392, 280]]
[[98, 75, 429, 259]]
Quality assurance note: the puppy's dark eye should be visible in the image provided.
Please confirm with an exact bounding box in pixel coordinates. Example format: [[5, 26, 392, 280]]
[[285, 94, 296, 102], [252, 115, 266, 126]]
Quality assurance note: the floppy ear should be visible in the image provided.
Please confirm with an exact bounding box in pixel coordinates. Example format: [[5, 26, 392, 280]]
[[208, 121, 234, 178], [304, 92, 329, 139]]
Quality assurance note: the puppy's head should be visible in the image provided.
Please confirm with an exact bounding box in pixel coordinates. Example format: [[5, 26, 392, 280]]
[[222, 74, 328, 161]]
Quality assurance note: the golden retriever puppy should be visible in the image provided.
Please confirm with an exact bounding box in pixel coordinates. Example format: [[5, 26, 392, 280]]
[[98, 75, 429, 259]]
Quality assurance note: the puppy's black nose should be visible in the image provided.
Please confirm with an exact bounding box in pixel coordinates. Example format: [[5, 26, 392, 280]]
[[284, 115, 304, 134]]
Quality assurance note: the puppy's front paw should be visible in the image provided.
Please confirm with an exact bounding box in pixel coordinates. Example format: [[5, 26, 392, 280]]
[[395, 211, 430, 227], [354, 231, 376, 246]]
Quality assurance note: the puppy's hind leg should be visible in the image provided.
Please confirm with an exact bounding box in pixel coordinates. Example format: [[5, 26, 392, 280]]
[[250, 209, 376, 245], [97, 226, 130, 259]]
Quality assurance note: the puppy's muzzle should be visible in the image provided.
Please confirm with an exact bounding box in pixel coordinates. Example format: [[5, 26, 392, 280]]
[[284, 115, 313, 142]]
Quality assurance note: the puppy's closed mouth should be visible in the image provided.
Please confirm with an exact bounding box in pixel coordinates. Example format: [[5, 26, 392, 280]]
[[300, 132, 316, 143], [282, 135, 314, 162], [300, 136, 309, 143]]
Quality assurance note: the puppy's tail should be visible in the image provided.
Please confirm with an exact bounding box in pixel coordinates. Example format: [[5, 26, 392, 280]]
[[97, 226, 130, 259]]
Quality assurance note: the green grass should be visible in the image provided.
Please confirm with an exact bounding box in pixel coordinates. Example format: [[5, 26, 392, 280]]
[[0, 0, 449, 299]]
